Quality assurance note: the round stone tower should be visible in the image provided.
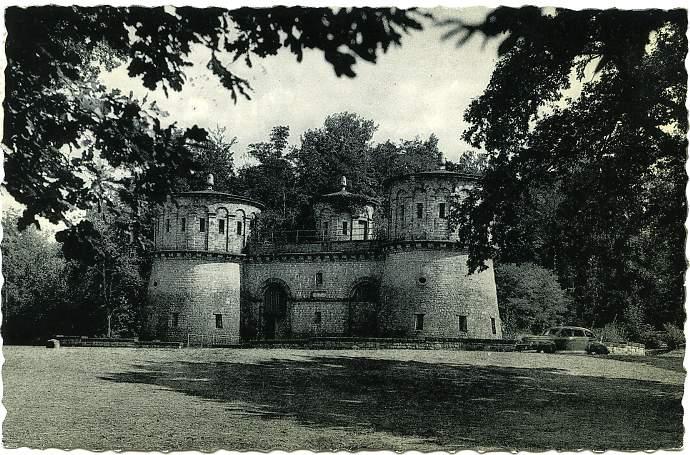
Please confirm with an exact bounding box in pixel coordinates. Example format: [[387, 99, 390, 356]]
[[143, 175, 263, 343], [379, 163, 503, 339], [314, 176, 378, 241]]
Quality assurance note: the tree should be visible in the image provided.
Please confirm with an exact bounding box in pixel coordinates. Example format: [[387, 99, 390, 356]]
[[55, 191, 150, 337], [236, 126, 300, 233], [4, 6, 425, 231], [177, 126, 239, 192], [292, 112, 379, 203], [447, 8, 687, 328], [369, 134, 442, 192], [494, 262, 571, 336], [1, 211, 69, 343]]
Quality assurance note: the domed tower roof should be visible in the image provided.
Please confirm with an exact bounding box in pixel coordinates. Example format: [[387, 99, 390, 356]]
[[318, 175, 379, 206], [172, 173, 265, 209]]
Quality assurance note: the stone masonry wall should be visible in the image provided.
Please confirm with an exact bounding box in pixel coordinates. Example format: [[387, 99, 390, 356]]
[[154, 194, 261, 254], [242, 256, 384, 338], [385, 174, 475, 241], [379, 245, 502, 339], [145, 255, 242, 343]]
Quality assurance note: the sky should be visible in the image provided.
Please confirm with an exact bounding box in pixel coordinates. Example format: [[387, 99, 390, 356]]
[[99, 6, 502, 165]]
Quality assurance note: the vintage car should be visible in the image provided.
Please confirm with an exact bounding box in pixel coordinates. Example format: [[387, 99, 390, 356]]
[[516, 326, 609, 354]]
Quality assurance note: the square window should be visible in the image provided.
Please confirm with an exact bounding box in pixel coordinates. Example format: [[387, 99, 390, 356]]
[[416, 203, 423, 219], [342, 221, 348, 235], [414, 313, 424, 331], [458, 315, 468, 332], [219, 219, 225, 234], [315, 272, 323, 286], [314, 311, 322, 324], [171, 312, 179, 328], [491, 317, 497, 335], [199, 218, 206, 232], [439, 203, 446, 219], [180, 217, 186, 232], [237, 221, 243, 235], [215, 314, 223, 329]]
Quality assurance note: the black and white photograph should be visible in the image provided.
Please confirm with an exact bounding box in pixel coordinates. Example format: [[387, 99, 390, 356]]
[[1, 1, 687, 452]]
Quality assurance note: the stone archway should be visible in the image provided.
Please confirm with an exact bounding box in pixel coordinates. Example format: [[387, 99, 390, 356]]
[[348, 278, 380, 337]]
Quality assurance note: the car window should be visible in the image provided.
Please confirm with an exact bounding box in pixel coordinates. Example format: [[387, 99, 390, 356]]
[[573, 329, 585, 337], [548, 328, 560, 336], [585, 330, 595, 338], [561, 329, 574, 337]]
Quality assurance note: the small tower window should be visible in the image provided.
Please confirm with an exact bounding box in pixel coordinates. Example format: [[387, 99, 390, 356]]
[[199, 218, 206, 232], [439, 203, 446, 219], [414, 313, 425, 331], [237, 221, 243, 235], [342, 221, 348, 235], [314, 311, 322, 324], [215, 314, 223, 329], [416, 203, 424, 219], [218, 219, 225, 234], [180, 217, 186, 232], [399, 205, 405, 222], [315, 272, 323, 286], [171, 312, 179, 328], [458, 315, 468, 332], [491, 317, 497, 335], [166, 219, 170, 232]]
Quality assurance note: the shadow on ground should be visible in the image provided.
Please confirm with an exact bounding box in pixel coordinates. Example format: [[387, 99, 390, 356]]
[[101, 355, 683, 451], [607, 354, 686, 373]]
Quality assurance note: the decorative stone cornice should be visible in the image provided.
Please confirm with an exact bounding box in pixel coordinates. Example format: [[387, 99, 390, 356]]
[[154, 240, 467, 263]]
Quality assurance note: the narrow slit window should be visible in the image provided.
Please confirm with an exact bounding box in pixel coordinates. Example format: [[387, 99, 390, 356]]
[[218, 219, 225, 234], [180, 217, 186, 232], [199, 218, 206, 233], [458, 315, 468, 332], [491, 317, 497, 335], [166, 219, 170, 232], [342, 221, 348, 235], [215, 313, 223, 329], [314, 311, 322, 324], [439, 203, 446, 219], [171, 312, 179, 328], [315, 272, 323, 286], [399, 205, 405, 222], [414, 313, 425, 331], [236, 221, 243, 235], [416, 203, 424, 219]]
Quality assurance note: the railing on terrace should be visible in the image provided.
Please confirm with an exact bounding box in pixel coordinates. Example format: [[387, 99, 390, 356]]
[[249, 225, 378, 245], [246, 226, 459, 254]]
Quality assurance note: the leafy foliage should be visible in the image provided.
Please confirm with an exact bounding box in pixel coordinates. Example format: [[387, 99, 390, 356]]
[[494, 262, 571, 336], [4, 6, 425, 231], [448, 8, 687, 329]]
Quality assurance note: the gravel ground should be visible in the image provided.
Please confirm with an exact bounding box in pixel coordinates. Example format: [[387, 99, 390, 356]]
[[2, 346, 684, 451]]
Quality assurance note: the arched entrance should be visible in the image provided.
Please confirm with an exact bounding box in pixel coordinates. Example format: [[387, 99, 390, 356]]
[[263, 283, 288, 339], [349, 280, 379, 337]]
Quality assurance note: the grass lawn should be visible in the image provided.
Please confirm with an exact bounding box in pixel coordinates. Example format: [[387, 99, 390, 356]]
[[2, 346, 684, 451]]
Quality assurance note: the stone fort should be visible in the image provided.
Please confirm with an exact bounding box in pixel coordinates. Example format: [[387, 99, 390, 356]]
[[143, 164, 503, 343]]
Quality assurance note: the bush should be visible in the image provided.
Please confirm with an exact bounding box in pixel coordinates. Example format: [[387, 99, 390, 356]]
[[662, 323, 685, 350], [597, 322, 628, 342], [495, 262, 571, 334], [639, 330, 669, 349]]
